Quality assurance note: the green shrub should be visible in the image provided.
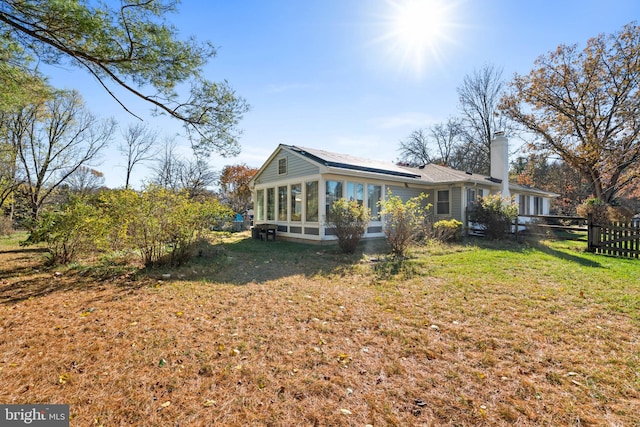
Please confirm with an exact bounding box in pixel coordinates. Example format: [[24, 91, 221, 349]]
[[125, 187, 233, 267], [30, 195, 106, 264], [379, 191, 431, 257], [432, 219, 463, 242], [468, 194, 518, 240], [28, 188, 233, 267], [326, 198, 371, 254]]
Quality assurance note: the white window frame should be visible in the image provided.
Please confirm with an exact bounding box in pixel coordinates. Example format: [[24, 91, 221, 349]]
[[278, 157, 288, 175], [436, 189, 450, 216]]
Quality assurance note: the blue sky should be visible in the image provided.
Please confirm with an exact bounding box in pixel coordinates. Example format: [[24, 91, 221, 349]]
[[44, 0, 639, 188]]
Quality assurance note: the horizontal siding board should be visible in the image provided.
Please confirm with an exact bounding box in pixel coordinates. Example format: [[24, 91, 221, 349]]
[[387, 185, 425, 201], [259, 152, 319, 184]]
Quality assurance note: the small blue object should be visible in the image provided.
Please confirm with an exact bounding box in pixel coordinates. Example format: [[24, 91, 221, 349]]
[[234, 213, 243, 222]]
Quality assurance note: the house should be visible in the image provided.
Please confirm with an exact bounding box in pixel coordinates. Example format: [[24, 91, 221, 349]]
[[249, 132, 558, 242]]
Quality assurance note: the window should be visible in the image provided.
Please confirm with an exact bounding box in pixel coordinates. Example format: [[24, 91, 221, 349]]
[[256, 189, 264, 221], [278, 157, 287, 175], [534, 197, 543, 215], [368, 184, 382, 219], [291, 184, 302, 221], [325, 180, 343, 216], [437, 190, 450, 215], [305, 181, 318, 222], [519, 195, 530, 215], [266, 188, 275, 221], [347, 182, 364, 205], [278, 186, 288, 221], [466, 188, 476, 207]]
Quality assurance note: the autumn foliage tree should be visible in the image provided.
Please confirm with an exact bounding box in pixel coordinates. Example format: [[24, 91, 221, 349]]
[[500, 22, 640, 205], [218, 164, 258, 213]]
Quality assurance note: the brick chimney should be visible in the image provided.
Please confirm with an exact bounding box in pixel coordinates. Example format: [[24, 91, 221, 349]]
[[490, 131, 510, 198]]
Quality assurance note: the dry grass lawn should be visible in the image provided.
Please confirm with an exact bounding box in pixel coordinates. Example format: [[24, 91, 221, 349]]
[[0, 231, 638, 426]]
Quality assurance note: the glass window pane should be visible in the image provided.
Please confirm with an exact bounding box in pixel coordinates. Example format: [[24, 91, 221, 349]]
[[437, 190, 450, 215], [278, 186, 287, 221], [306, 181, 318, 222], [368, 184, 382, 219], [325, 180, 343, 217], [291, 184, 302, 221], [278, 158, 287, 175], [267, 188, 275, 221], [347, 182, 364, 205], [256, 189, 264, 221]]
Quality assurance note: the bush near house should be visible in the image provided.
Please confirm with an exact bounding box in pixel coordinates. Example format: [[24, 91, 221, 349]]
[[379, 191, 431, 257], [468, 194, 518, 240], [326, 198, 370, 254], [431, 218, 463, 242]]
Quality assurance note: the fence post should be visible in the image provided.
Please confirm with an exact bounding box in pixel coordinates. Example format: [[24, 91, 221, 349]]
[[587, 213, 595, 252]]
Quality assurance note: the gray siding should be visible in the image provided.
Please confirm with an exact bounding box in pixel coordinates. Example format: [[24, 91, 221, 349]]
[[259, 152, 319, 184], [387, 185, 425, 201], [451, 187, 462, 221]]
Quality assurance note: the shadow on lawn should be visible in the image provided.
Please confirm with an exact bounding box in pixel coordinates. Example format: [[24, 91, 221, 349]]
[[469, 237, 602, 268], [198, 235, 386, 285], [0, 246, 150, 305], [531, 242, 602, 268]]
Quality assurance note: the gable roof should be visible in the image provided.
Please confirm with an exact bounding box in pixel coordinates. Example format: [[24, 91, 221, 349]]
[[254, 144, 558, 197], [286, 145, 421, 179]]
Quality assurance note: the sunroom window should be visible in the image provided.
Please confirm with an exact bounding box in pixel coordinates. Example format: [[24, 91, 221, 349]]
[[368, 184, 382, 219], [306, 181, 318, 222], [256, 189, 264, 221], [266, 188, 275, 221], [347, 182, 364, 205], [325, 180, 343, 217], [278, 186, 288, 221], [291, 184, 302, 221]]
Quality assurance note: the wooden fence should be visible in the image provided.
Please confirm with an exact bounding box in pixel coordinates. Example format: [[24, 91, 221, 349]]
[[587, 215, 640, 259], [465, 211, 640, 259], [465, 211, 588, 239], [514, 214, 588, 240]]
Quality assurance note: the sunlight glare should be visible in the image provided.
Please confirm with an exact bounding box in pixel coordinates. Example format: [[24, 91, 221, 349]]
[[381, 0, 461, 76]]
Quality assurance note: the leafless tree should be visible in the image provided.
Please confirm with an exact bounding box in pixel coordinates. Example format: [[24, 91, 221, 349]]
[[458, 64, 514, 174], [119, 123, 159, 189], [64, 166, 105, 195], [430, 119, 465, 167], [179, 156, 218, 199], [398, 118, 467, 168], [398, 129, 432, 166], [151, 138, 216, 197], [151, 137, 182, 192], [3, 90, 115, 221]]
